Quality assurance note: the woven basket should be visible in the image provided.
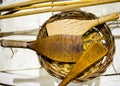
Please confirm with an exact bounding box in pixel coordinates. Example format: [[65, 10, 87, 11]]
[[37, 10, 115, 82]]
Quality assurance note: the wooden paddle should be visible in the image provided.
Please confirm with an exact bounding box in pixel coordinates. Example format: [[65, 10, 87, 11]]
[[58, 42, 108, 86], [1, 35, 83, 62], [46, 12, 119, 36]]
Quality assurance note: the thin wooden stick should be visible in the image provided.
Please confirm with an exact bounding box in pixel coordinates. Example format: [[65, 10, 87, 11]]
[[0, 0, 119, 19], [0, 0, 54, 11], [0, 29, 39, 38], [8, 0, 98, 11]]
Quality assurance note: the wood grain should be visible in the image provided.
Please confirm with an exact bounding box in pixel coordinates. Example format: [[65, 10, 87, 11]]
[[58, 42, 108, 86], [46, 12, 119, 36], [1, 35, 83, 62], [0, 0, 119, 19], [0, 0, 52, 11]]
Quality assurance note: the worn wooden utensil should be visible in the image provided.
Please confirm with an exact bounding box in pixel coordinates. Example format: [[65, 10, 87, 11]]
[[59, 42, 108, 86], [46, 12, 119, 36], [1, 35, 83, 62]]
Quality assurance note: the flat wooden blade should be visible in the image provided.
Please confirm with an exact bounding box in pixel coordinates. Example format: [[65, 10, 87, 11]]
[[46, 12, 119, 36], [59, 42, 108, 86], [46, 19, 95, 36], [29, 35, 83, 62]]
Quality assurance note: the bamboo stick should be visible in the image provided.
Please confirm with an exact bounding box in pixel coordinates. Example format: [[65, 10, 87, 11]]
[[0, 0, 119, 19], [9, 0, 98, 11], [0, 0, 54, 11]]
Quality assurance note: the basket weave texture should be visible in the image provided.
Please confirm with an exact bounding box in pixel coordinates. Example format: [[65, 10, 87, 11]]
[[37, 10, 115, 82]]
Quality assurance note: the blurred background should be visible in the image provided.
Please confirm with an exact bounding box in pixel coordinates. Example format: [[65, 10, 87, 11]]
[[0, 0, 120, 86]]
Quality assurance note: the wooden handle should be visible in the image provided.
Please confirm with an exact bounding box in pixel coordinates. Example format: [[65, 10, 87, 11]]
[[1, 40, 27, 48], [59, 42, 108, 86], [98, 12, 119, 25]]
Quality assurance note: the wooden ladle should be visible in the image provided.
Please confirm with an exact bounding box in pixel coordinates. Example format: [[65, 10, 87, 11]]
[[1, 35, 83, 62], [46, 12, 119, 36], [58, 42, 108, 86]]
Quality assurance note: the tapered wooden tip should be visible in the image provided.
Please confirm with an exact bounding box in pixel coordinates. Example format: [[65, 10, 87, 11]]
[[59, 42, 108, 86]]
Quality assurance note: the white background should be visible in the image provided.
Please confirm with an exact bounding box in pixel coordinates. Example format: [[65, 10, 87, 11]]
[[0, 0, 120, 86]]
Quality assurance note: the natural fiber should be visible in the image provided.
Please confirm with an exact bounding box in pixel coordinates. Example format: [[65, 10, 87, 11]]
[[0, 0, 119, 19], [37, 10, 115, 82]]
